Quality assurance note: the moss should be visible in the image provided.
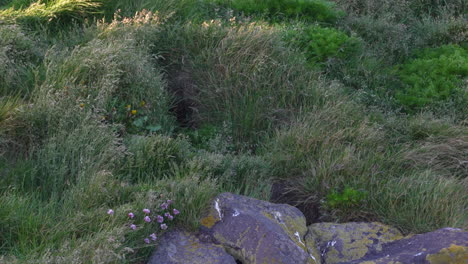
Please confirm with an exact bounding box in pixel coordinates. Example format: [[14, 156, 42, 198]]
[[426, 244, 468, 264]]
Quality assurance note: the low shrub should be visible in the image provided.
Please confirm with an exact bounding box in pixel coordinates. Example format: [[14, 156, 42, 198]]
[[395, 44, 467, 110]]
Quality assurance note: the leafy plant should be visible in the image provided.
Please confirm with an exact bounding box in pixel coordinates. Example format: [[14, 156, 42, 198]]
[[325, 186, 368, 209], [285, 24, 361, 66], [395, 44, 468, 110]]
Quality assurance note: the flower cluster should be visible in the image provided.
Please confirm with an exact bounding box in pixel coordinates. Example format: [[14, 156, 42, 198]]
[[106, 199, 180, 245]]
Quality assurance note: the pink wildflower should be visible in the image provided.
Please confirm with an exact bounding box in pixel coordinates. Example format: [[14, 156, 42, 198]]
[[166, 199, 173, 205], [107, 209, 114, 215], [156, 215, 164, 223], [144, 238, 150, 244], [168, 214, 174, 220], [172, 209, 180, 215], [161, 203, 169, 210], [144, 216, 151, 223], [128, 212, 135, 219], [150, 233, 157, 241], [130, 224, 137, 230], [160, 224, 168, 230], [143, 208, 150, 214]]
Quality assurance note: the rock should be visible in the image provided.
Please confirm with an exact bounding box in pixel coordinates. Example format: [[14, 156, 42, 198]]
[[306, 222, 403, 264], [199, 192, 319, 264], [147, 230, 237, 264], [347, 227, 468, 264]]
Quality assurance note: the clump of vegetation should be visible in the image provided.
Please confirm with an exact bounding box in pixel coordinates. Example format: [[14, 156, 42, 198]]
[[395, 44, 467, 110]]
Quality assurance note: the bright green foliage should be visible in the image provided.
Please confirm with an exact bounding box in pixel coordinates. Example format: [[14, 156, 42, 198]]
[[325, 187, 368, 209], [396, 45, 468, 109], [225, 0, 343, 23], [183, 124, 220, 149], [286, 25, 361, 65]]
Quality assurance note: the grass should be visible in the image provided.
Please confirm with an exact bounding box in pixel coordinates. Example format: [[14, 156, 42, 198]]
[[0, 0, 467, 262]]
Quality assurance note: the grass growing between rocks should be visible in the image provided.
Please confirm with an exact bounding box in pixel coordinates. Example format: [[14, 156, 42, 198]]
[[0, 0, 467, 263]]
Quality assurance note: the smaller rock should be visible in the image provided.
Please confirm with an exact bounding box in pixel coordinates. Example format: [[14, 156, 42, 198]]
[[306, 222, 403, 264], [347, 227, 468, 264], [147, 230, 237, 264]]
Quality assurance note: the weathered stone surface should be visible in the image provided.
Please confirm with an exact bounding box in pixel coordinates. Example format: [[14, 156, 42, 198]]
[[306, 222, 403, 264], [347, 227, 468, 264], [147, 230, 237, 264], [199, 192, 319, 264]]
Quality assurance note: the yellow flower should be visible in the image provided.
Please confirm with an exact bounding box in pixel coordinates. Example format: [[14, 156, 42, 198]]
[[131, 110, 137, 115], [126, 104, 131, 109], [140, 100, 146, 106], [79, 103, 85, 108]]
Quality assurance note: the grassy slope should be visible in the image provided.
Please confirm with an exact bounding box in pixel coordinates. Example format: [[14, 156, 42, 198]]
[[0, 0, 467, 263]]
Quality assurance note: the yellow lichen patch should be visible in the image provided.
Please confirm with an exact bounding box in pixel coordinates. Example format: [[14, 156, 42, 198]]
[[200, 214, 218, 228], [309, 222, 403, 263], [426, 244, 468, 264]]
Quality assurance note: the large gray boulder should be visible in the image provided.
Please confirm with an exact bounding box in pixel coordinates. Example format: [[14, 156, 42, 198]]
[[147, 193, 468, 264], [346, 227, 468, 264], [199, 192, 319, 264], [147, 230, 237, 264]]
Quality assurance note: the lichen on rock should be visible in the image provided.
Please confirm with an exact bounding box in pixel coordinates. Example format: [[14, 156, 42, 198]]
[[306, 222, 403, 264], [347, 227, 468, 264]]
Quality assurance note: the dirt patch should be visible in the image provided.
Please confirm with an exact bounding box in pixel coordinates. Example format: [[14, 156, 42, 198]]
[[270, 180, 321, 225], [167, 69, 199, 128]]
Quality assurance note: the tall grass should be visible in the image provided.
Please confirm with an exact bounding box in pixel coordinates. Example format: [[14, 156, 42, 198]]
[[147, 21, 319, 144], [0, 24, 42, 96], [0, 0, 104, 25], [263, 86, 467, 232]]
